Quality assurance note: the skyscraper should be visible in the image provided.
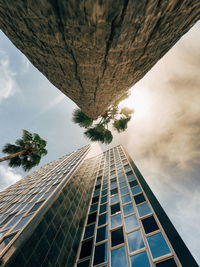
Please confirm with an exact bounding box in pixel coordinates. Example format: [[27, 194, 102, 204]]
[[0, 145, 197, 267]]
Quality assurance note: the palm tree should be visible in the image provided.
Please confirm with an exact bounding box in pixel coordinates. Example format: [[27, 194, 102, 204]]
[[0, 130, 47, 171], [72, 94, 133, 144]]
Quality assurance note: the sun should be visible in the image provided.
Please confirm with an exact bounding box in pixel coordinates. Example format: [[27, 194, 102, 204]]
[[119, 86, 151, 120]]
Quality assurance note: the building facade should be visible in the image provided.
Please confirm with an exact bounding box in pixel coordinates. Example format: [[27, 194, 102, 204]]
[[0, 145, 198, 267]]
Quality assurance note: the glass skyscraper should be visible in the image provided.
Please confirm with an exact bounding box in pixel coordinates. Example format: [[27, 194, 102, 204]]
[[0, 145, 197, 267]]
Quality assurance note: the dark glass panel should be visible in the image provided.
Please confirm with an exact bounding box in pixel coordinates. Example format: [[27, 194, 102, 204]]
[[87, 212, 97, 225], [93, 242, 108, 265], [141, 216, 159, 234], [129, 180, 138, 187], [156, 258, 178, 267], [100, 203, 107, 214], [102, 189, 108, 196], [92, 196, 99, 204], [110, 188, 118, 195], [101, 195, 108, 204], [77, 259, 90, 267], [90, 203, 98, 213], [98, 213, 108, 226], [95, 184, 101, 190], [84, 224, 95, 239], [126, 171, 133, 176], [134, 193, 146, 205], [111, 227, 124, 247], [96, 225, 108, 243], [28, 201, 44, 214], [111, 203, 120, 215], [79, 239, 93, 259]]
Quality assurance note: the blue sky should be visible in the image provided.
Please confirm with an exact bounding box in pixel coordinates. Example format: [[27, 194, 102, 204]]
[[0, 22, 200, 263]]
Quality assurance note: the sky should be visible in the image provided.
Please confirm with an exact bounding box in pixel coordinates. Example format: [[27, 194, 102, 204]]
[[0, 22, 200, 263]]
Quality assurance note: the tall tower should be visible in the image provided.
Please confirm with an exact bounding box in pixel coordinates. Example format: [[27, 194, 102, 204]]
[[0, 145, 197, 267]]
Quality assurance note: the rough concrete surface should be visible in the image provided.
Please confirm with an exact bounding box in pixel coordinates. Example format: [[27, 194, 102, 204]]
[[0, 0, 199, 118]]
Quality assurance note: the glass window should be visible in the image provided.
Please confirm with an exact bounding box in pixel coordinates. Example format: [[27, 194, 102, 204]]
[[130, 251, 150, 267], [126, 171, 133, 176], [147, 232, 171, 259], [121, 194, 131, 204], [4, 213, 24, 229], [131, 185, 142, 195], [102, 184, 108, 190], [96, 226, 108, 243], [119, 182, 127, 188], [87, 212, 97, 225], [111, 203, 120, 215], [111, 214, 122, 229], [137, 203, 151, 217], [77, 259, 90, 267], [110, 195, 119, 204], [90, 203, 98, 213], [134, 193, 146, 205], [127, 230, 145, 252], [120, 187, 129, 195], [28, 201, 44, 214], [101, 195, 108, 204], [93, 242, 108, 265], [111, 227, 124, 247], [111, 246, 128, 267], [124, 215, 138, 231], [110, 182, 117, 190], [102, 189, 107, 196], [141, 216, 159, 234], [119, 176, 126, 183], [100, 203, 108, 214], [11, 214, 33, 232], [110, 188, 118, 195], [84, 224, 95, 239], [129, 180, 138, 187], [156, 258, 178, 267], [98, 213, 108, 226], [79, 238, 93, 259], [0, 233, 16, 251], [1, 213, 16, 226], [92, 196, 99, 204], [123, 203, 134, 216]]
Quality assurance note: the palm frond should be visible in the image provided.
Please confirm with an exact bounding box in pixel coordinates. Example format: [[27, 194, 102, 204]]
[[72, 109, 94, 128], [8, 156, 22, 167], [2, 144, 21, 154], [113, 117, 131, 132]]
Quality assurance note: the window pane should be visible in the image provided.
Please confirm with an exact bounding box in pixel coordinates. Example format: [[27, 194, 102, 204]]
[[111, 214, 122, 229], [119, 182, 127, 188], [93, 242, 108, 265], [102, 189, 107, 196], [90, 203, 98, 213], [141, 216, 159, 234], [87, 212, 97, 225], [84, 224, 95, 239], [131, 185, 142, 195], [123, 203, 134, 216], [130, 251, 150, 267], [98, 213, 108, 226], [120, 187, 129, 195], [137, 203, 151, 217], [77, 259, 90, 267], [134, 193, 146, 205], [111, 203, 120, 215], [110, 182, 117, 189], [79, 238, 93, 259], [126, 171, 133, 176], [127, 230, 145, 252], [100, 203, 107, 214], [111, 227, 124, 247], [119, 176, 126, 183], [147, 232, 171, 259], [156, 258, 178, 267], [4, 213, 23, 229], [101, 195, 108, 204], [110, 195, 119, 204], [11, 214, 33, 232], [28, 201, 44, 214], [110, 188, 118, 195], [0, 233, 16, 251], [111, 246, 128, 267], [92, 196, 99, 204], [124, 215, 138, 231], [96, 226, 108, 243], [129, 180, 138, 187], [121, 194, 131, 204]]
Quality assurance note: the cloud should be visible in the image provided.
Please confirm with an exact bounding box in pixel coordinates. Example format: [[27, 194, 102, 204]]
[[0, 165, 22, 191], [0, 50, 19, 102]]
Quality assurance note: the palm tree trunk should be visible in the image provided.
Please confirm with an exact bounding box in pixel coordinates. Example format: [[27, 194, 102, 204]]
[[0, 150, 27, 162]]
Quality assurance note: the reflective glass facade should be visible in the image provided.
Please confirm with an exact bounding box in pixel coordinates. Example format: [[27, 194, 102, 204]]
[[0, 145, 197, 267]]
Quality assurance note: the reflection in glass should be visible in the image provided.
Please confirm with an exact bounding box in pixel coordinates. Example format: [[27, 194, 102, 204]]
[[121, 194, 131, 204], [111, 203, 120, 215], [100, 203, 108, 214], [147, 232, 171, 259], [119, 182, 127, 188], [123, 203, 134, 217], [137, 203, 151, 217], [111, 246, 128, 267], [4, 213, 24, 229], [120, 187, 129, 195], [93, 242, 108, 265], [110, 195, 119, 204], [127, 230, 145, 252], [131, 185, 142, 195], [124, 214, 138, 231], [111, 213, 122, 229], [130, 251, 150, 267], [10, 214, 33, 232], [111, 228, 124, 247], [96, 225, 108, 243], [98, 213, 108, 226], [84, 224, 95, 239]]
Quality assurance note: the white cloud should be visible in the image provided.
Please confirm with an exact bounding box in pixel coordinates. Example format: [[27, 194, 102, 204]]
[[0, 50, 18, 102], [0, 165, 22, 191]]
